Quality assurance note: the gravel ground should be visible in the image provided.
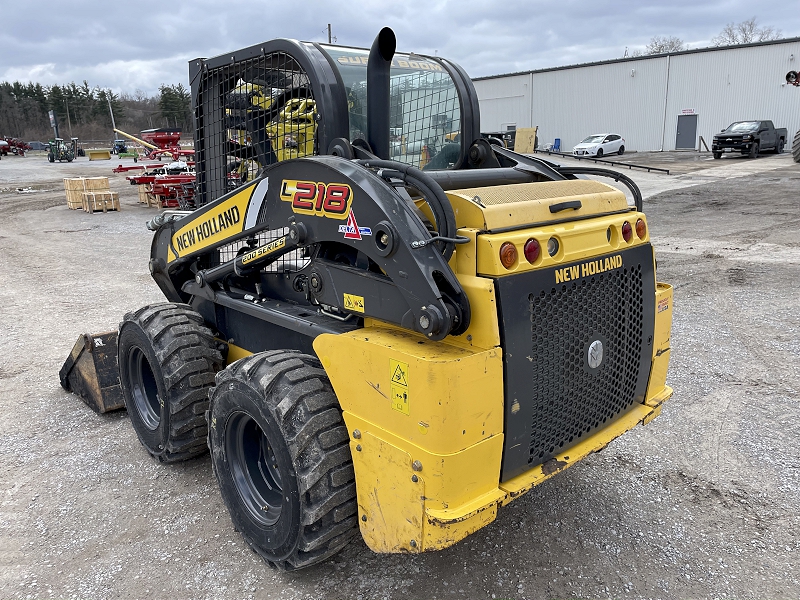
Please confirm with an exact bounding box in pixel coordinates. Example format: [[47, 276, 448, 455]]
[[0, 151, 798, 600]]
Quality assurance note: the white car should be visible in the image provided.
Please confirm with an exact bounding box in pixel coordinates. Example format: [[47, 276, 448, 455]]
[[573, 133, 625, 157]]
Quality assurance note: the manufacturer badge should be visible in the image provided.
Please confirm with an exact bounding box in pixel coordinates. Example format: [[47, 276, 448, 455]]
[[587, 339, 604, 369]]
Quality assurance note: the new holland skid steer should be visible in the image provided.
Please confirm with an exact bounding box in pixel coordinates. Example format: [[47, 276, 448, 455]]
[[62, 28, 673, 570]]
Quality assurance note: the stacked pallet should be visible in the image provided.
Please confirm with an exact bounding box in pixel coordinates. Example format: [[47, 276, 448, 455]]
[[64, 177, 111, 210], [82, 191, 120, 213]]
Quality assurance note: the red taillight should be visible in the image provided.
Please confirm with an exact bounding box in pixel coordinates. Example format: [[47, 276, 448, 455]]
[[636, 218, 646, 239], [499, 242, 517, 269], [622, 221, 633, 242], [523, 238, 541, 263]]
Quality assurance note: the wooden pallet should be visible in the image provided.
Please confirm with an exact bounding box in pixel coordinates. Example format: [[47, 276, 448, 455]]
[[137, 184, 161, 208], [65, 177, 110, 209], [82, 191, 120, 213]]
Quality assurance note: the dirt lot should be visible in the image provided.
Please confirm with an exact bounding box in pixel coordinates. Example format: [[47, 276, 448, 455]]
[[0, 151, 798, 600]]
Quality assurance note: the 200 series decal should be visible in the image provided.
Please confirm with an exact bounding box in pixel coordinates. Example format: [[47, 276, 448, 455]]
[[280, 179, 353, 220]]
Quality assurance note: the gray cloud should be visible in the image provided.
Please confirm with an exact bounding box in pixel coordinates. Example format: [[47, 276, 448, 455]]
[[2, 0, 797, 95]]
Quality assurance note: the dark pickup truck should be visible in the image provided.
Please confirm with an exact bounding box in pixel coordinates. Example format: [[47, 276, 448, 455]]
[[712, 120, 788, 159]]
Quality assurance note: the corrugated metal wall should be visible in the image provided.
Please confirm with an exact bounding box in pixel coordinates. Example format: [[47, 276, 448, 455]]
[[473, 39, 800, 152]]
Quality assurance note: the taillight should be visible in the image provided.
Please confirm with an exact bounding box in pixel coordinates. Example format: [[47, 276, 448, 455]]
[[636, 218, 646, 239], [622, 221, 632, 243], [499, 242, 517, 269], [524, 238, 540, 263]]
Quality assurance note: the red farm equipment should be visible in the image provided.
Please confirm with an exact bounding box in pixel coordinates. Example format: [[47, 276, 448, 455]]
[[113, 127, 194, 162]]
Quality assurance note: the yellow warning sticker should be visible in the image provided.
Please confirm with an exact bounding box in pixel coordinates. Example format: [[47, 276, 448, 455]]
[[391, 384, 410, 415], [390, 359, 409, 415], [343, 293, 365, 313]]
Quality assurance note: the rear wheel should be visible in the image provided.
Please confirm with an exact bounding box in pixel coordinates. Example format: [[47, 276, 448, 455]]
[[793, 130, 800, 163], [777, 139, 785, 154], [118, 303, 223, 462], [748, 142, 759, 159], [208, 351, 358, 570], [618, 145, 625, 156]]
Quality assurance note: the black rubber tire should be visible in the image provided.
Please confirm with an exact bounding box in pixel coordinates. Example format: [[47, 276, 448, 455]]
[[47, 153, 54, 163], [748, 142, 759, 159], [618, 145, 625, 156], [793, 130, 800, 164], [777, 139, 785, 154], [596, 148, 604, 158], [713, 151, 722, 159], [118, 303, 223, 462], [208, 351, 358, 570]]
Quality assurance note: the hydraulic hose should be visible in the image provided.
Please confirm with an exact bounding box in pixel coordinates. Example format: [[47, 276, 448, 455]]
[[355, 159, 459, 260]]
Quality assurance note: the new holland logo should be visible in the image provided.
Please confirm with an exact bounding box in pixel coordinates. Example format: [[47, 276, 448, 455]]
[[338, 210, 372, 240]]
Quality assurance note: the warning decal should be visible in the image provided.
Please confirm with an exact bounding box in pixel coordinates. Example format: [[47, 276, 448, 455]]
[[390, 359, 410, 415], [343, 293, 365, 313]]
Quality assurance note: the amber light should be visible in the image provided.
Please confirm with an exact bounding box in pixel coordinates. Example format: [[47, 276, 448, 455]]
[[524, 238, 541, 263], [636, 218, 647, 239], [499, 242, 517, 269], [622, 221, 633, 242]]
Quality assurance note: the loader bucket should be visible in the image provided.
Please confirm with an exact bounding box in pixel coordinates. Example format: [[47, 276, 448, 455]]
[[59, 332, 125, 414]]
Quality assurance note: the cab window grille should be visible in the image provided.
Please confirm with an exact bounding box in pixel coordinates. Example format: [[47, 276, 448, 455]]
[[194, 52, 316, 207]]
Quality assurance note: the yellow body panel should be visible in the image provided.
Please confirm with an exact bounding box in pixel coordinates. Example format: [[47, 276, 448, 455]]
[[314, 327, 503, 456], [446, 180, 628, 230], [647, 282, 673, 404]]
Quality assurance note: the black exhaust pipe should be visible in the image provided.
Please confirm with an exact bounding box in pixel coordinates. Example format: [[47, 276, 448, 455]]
[[367, 27, 396, 160]]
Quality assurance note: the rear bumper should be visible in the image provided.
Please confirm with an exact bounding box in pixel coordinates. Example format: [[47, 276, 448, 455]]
[[316, 277, 673, 553]]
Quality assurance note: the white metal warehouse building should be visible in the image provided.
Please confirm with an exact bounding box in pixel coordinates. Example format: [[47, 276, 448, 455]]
[[472, 37, 800, 153]]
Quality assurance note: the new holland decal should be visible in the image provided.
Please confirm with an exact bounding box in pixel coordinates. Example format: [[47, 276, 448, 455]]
[[555, 254, 623, 284], [168, 182, 260, 262]]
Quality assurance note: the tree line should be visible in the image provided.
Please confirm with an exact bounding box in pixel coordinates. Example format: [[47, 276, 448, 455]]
[[0, 81, 191, 142], [627, 16, 783, 57]]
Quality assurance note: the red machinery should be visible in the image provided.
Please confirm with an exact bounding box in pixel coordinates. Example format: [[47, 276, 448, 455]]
[[126, 162, 196, 209], [113, 127, 194, 161], [0, 137, 30, 156]]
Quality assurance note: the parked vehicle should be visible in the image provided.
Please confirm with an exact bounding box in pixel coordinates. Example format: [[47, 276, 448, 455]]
[[573, 133, 624, 157], [47, 138, 78, 163], [712, 120, 787, 159]]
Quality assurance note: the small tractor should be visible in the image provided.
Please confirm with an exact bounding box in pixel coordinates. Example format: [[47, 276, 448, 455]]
[[47, 137, 78, 163], [62, 28, 673, 570]]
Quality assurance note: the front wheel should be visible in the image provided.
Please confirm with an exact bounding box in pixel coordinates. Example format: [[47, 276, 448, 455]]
[[208, 351, 358, 570], [749, 142, 759, 159], [118, 303, 223, 462], [48, 153, 54, 163], [618, 145, 625, 156], [713, 151, 722, 159], [596, 148, 604, 158]]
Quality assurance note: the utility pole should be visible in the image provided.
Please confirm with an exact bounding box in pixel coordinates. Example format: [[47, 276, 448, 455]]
[[106, 90, 117, 139], [65, 99, 73, 138], [328, 24, 332, 44]]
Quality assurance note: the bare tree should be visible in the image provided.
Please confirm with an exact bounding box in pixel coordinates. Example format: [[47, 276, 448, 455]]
[[646, 35, 686, 54], [712, 17, 782, 46]]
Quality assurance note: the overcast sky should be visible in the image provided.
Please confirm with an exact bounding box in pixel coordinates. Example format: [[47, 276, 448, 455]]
[[2, 0, 798, 96]]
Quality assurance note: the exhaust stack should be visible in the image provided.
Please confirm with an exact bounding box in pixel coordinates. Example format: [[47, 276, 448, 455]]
[[367, 27, 396, 160]]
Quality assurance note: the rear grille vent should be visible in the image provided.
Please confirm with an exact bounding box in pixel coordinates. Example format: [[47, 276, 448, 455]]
[[527, 265, 643, 465], [495, 244, 655, 482]]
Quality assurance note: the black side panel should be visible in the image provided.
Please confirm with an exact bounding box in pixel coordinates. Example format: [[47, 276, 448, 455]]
[[497, 244, 656, 482]]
